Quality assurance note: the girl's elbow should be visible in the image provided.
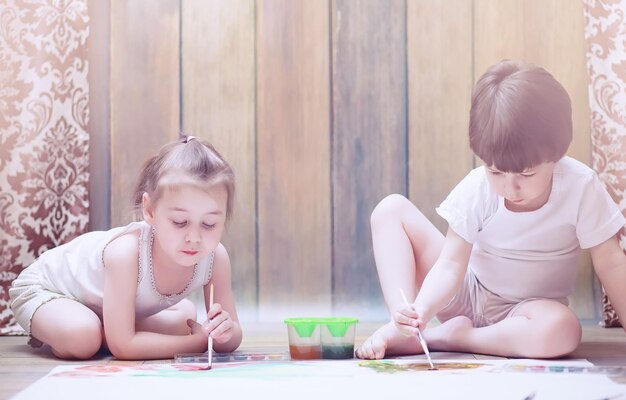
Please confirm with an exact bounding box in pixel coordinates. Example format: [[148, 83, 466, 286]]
[[107, 340, 138, 360]]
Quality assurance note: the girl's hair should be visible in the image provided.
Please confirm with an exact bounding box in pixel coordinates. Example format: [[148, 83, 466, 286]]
[[133, 136, 235, 221], [469, 60, 572, 172]]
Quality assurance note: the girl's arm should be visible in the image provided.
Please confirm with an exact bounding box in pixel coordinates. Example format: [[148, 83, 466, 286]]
[[102, 234, 206, 360], [410, 228, 473, 328], [203, 243, 243, 353], [590, 233, 626, 333]]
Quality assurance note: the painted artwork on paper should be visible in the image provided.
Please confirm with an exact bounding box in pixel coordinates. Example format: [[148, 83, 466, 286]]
[[13, 359, 626, 400]]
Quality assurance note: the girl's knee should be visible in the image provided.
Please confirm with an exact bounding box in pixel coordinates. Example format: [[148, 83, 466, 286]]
[[51, 324, 103, 360]]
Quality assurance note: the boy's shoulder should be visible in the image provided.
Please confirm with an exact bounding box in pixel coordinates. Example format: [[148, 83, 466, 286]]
[[553, 156, 597, 185], [554, 156, 594, 175]]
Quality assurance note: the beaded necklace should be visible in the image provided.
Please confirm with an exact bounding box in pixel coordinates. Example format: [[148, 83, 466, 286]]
[[148, 228, 198, 305]]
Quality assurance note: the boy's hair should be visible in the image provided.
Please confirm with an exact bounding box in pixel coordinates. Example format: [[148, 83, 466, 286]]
[[469, 60, 572, 172], [133, 136, 235, 221]]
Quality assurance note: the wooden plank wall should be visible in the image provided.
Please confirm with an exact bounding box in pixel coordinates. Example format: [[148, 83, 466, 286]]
[[101, 0, 596, 322], [181, 0, 257, 319], [331, 0, 407, 318], [109, 0, 180, 225]]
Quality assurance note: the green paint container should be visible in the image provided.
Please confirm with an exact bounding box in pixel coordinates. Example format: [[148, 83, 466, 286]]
[[284, 317, 358, 360], [320, 318, 358, 359]]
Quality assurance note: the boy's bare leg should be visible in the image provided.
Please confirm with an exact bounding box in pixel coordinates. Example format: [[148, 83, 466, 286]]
[[423, 299, 581, 358], [30, 298, 104, 360], [356, 194, 444, 359], [136, 298, 197, 335]]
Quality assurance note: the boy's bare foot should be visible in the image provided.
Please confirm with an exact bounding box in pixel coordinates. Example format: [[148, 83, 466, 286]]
[[355, 322, 419, 359], [423, 315, 473, 352]]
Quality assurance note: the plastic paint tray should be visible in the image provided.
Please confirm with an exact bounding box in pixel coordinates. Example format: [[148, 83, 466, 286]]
[[175, 350, 290, 364], [284, 317, 358, 360]]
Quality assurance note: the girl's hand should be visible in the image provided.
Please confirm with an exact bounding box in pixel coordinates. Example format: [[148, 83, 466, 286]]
[[393, 304, 426, 336], [203, 303, 235, 344]]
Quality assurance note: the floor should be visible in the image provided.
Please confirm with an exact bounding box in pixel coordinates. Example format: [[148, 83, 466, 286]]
[[1, 322, 626, 399]]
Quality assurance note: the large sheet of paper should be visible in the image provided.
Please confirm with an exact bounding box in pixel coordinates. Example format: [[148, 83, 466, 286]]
[[12, 358, 625, 400]]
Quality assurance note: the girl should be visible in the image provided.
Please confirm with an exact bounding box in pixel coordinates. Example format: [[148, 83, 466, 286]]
[[10, 136, 242, 360]]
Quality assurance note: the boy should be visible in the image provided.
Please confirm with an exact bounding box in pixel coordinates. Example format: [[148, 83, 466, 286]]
[[356, 60, 626, 359]]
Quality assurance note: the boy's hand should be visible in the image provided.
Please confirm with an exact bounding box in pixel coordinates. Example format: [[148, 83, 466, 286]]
[[393, 304, 426, 336], [203, 303, 235, 344]]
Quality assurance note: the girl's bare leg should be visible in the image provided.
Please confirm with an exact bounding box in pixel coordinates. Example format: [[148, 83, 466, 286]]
[[136, 298, 197, 335], [356, 194, 444, 359], [423, 299, 581, 358], [30, 298, 104, 360]]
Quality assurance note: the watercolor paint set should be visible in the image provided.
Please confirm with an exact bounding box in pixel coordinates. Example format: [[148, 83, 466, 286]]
[[284, 317, 359, 360], [175, 351, 290, 364], [503, 364, 626, 376]]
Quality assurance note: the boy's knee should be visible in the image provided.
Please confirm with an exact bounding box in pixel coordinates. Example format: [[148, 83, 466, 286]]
[[371, 194, 409, 226], [553, 313, 582, 354], [536, 311, 581, 357]]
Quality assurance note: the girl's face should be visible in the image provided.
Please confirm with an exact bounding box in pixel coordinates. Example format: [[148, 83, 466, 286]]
[[143, 184, 228, 268], [485, 162, 555, 212]]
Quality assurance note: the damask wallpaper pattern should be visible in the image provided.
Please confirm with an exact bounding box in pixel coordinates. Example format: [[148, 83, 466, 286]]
[[584, 0, 626, 327], [0, 0, 90, 334]]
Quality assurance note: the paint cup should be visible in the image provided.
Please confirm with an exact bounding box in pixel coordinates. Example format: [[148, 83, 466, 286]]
[[284, 318, 322, 360], [320, 317, 358, 359], [284, 317, 358, 360]]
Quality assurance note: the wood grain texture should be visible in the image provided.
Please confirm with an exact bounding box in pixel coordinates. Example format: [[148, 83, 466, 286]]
[[474, 0, 594, 319], [110, 0, 180, 226], [331, 0, 407, 318], [181, 0, 257, 318], [407, 0, 474, 234], [101, 0, 599, 322], [475, 0, 590, 165], [256, 0, 332, 320], [87, 0, 110, 231]]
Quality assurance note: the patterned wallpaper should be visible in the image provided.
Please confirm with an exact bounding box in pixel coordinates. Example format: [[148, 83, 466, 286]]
[[0, 0, 90, 334], [584, 0, 626, 327], [0, 0, 624, 334]]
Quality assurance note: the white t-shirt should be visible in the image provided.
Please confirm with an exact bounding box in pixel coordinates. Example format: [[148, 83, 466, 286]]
[[436, 156, 625, 302]]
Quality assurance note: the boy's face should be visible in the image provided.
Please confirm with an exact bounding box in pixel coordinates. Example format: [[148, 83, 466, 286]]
[[143, 184, 228, 268], [485, 162, 556, 212]]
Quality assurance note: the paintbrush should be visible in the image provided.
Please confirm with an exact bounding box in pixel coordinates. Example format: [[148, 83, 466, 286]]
[[208, 283, 214, 370], [400, 288, 436, 370]]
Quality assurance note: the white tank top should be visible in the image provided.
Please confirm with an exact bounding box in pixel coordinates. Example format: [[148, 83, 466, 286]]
[[32, 220, 213, 318]]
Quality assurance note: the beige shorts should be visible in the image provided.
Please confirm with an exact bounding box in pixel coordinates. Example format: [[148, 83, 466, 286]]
[[9, 263, 74, 334], [436, 269, 568, 328]]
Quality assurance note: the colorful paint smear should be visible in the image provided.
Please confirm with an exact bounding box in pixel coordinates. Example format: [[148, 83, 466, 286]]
[[359, 360, 486, 374], [48, 362, 335, 381], [50, 364, 221, 379]]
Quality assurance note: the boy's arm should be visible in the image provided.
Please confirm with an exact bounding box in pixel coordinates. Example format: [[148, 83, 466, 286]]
[[413, 228, 473, 325], [589, 233, 626, 333]]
